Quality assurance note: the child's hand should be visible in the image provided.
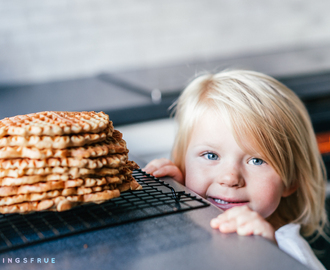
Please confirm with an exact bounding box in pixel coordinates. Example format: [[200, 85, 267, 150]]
[[142, 158, 184, 184], [210, 205, 277, 244]]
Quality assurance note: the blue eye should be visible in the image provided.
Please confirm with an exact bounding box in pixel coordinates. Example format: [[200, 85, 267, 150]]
[[249, 158, 265, 165], [204, 152, 219, 160]]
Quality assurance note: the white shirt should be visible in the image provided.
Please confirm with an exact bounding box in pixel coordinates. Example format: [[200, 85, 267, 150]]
[[275, 223, 326, 270]]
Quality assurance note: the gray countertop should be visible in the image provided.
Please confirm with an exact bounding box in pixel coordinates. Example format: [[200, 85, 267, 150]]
[[0, 177, 307, 270], [0, 77, 152, 123]]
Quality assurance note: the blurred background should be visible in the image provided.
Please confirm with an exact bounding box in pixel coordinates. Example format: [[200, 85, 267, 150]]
[[2, 0, 330, 267], [1, 0, 330, 84], [1, 0, 330, 162]]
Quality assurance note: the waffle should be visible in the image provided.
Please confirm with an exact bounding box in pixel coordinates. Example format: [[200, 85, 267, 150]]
[[0, 177, 141, 213], [0, 136, 127, 159], [0, 166, 124, 178], [0, 111, 141, 214], [0, 153, 128, 170], [0, 111, 111, 138], [0, 174, 127, 189], [0, 173, 138, 197], [0, 166, 132, 186], [0, 183, 118, 206], [0, 176, 141, 207], [0, 189, 121, 213], [0, 128, 112, 149]]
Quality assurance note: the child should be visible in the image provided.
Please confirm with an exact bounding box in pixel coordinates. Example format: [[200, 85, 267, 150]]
[[143, 69, 328, 270]]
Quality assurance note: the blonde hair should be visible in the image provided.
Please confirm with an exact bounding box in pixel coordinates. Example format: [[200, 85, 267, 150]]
[[171, 69, 327, 238]]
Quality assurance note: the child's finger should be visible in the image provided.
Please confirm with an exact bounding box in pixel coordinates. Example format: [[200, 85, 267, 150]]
[[215, 205, 252, 222], [237, 219, 276, 243], [214, 212, 255, 233], [142, 158, 173, 173], [218, 219, 238, 233], [211, 206, 261, 233], [210, 211, 239, 228], [236, 223, 255, 236], [142, 164, 157, 174], [236, 218, 265, 236], [235, 211, 261, 227], [210, 208, 246, 229], [210, 218, 221, 229], [152, 165, 184, 183]]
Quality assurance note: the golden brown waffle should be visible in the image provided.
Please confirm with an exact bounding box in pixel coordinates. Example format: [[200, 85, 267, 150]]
[[0, 136, 127, 159], [0, 183, 120, 206], [0, 189, 120, 213], [0, 128, 112, 149], [0, 188, 75, 206], [0, 153, 128, 170], [0, 175, 127, 196], [0, 166, 124, 178], [0, 111, 111, 138], [0, 168, 131, 186], [118, 176, 142, 192], [0, 177, 141, 213]]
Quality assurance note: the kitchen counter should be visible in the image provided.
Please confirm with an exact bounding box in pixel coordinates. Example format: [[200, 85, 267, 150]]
[[1, 46, 330, 127], [0, 157, 308, 270], [0, 207, 306, 270], [0, 77, 162, 126]]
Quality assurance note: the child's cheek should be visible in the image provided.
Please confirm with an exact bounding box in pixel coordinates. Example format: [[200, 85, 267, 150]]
[[184, 153, 209, 198], [185, 178, 206, 198], [253, 184, 283, 218], [185, 168, 208, 198]]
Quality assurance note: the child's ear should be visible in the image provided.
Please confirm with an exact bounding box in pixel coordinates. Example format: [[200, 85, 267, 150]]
[[282, 184, 298, 198]]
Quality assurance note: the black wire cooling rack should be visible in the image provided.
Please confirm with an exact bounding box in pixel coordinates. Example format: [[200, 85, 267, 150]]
[[0, 169, 209, 253]]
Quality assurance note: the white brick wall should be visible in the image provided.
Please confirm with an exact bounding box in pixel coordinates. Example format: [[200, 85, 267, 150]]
[[1, 0, 330, 84]]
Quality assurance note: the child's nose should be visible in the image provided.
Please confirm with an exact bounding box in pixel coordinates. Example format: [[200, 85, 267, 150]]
[[217, 166, 245, 188]]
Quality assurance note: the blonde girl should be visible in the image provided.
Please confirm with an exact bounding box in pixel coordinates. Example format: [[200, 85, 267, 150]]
[[144, 70, 328, 269]]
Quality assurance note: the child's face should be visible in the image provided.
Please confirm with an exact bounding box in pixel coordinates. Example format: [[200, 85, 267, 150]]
[[184, 110, 287, 218]]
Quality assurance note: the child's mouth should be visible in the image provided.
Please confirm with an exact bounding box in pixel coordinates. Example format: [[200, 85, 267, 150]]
[[207, 197, 248, 210], [213, 198, 230, 204]]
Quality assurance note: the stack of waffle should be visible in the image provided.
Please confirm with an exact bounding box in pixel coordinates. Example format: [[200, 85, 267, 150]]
[[0, 111, 141, 214]]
